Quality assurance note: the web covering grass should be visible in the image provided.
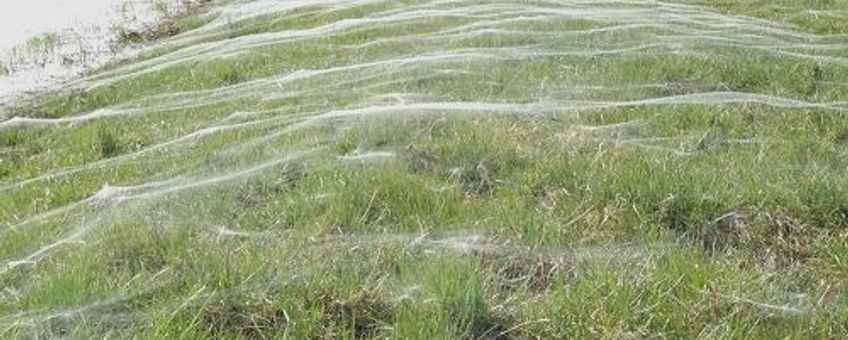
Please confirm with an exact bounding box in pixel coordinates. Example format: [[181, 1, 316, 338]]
[[1, 0, 848, 338]]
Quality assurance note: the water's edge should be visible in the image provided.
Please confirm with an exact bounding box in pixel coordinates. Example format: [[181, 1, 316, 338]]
[[0, 0, 211, 111]]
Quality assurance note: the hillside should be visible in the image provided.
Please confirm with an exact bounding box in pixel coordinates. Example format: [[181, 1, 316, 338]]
[[1, 0, 848, 338]]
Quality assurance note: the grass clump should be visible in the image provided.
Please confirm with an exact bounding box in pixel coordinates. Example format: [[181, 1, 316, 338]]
[[96, 126, 123, 158], [200, 295, 290, 339], [320, 287, 393, 339], [114, 0, 215, 47]]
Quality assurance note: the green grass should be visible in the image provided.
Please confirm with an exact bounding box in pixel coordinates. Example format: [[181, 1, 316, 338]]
[[2, 0, 848, 338], [673, 0, 848, 34]]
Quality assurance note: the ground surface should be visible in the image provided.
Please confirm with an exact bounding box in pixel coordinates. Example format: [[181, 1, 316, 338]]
[[2, 0, 848, 338]]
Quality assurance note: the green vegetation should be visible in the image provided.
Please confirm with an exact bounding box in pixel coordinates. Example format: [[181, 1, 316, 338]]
[[2, 0, 848, 338], [675, 0, 848, 34], [5, 33, 64, 68]]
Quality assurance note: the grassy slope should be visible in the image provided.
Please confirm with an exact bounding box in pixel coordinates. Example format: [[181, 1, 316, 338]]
[[1, 0, 848, 338]]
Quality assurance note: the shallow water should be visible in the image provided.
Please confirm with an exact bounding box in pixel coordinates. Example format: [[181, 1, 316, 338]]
[[0, 0, 183, 104], [0, 0, 133, 53]]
